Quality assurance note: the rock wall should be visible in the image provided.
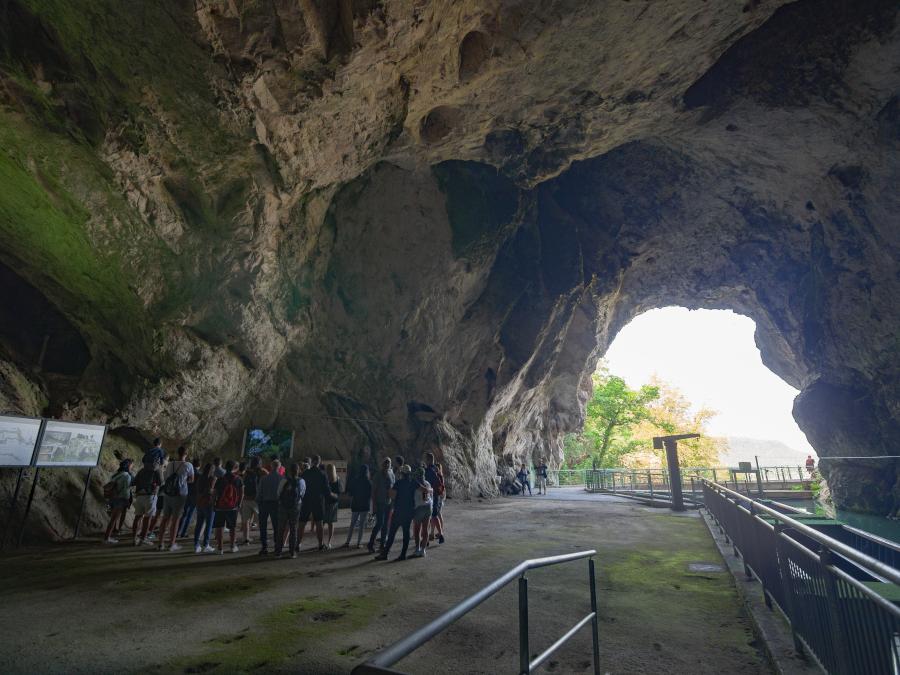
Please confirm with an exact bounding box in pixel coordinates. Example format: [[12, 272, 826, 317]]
[[0, 0, 898, 533]]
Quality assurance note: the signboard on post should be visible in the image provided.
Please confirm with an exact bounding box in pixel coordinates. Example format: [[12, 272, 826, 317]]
[[35, 420, 106, 467], [0, 415, 42, 467]]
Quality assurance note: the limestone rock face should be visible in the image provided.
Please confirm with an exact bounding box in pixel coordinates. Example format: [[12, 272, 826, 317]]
[[0, 0, 898, 531]]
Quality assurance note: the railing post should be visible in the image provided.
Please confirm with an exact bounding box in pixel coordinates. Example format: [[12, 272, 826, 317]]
[[820, 548, 851, 675], [519, 576, 529, 674], [589, 558, 601, 675]]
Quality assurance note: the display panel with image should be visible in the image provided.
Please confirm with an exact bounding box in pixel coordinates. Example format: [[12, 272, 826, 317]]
[[0, 415, 43, 467], [35, 420, 106, 467], [243, 428, 294, 464]]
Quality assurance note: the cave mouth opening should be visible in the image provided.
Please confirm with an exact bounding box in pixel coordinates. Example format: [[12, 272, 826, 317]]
[[598, 306, 815, 468]]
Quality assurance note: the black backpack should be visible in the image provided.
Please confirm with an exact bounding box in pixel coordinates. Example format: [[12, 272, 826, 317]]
[[162, 462, 181, 497], [279, 477, 302, 510], [134, 468, 157, 496]]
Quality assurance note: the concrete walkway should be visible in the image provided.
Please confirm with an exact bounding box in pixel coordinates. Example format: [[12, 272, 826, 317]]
[[0, 497, 770, 674]]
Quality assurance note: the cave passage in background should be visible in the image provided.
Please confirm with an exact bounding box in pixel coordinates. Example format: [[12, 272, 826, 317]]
[[604, 307, 815, 456]]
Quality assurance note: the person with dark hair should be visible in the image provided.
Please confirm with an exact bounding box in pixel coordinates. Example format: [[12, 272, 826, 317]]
[[424, 454, 446, 544], [213, 460, 243, 554], [257, 459, 282, 555], [516, 463, 532, 496], [276, 462, 305, 558], [213, 456, 225, 478], [411, 466, 433, 558], [142, 438, 166, 468], [103, 459, 133, 544], [132, 460, 164, 546], [367, 458, 394, 553], [177, 457, 202, 538], [193, 463, 217, 554], [241, 455, 267, 546], [536, 458, 549, 495], [298, 455, 328, 551], [343, 464, 371, 548], [158, 446, 194, 552], [322, 463, 342, 550], [375, 464, 415, 561]]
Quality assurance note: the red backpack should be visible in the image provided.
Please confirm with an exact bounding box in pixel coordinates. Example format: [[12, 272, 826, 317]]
[[216, 476, 240, 510]]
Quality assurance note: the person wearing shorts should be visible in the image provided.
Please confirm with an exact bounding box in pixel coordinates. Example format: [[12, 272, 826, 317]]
[[158, 446, 195, 552], [213, 460, 243, 554], [103, 459, 134, 544], [424, 454, 446, 544], [131, 462, 163, 546]]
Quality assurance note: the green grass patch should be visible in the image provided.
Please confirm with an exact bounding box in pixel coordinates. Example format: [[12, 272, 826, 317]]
[[172, 593, 384, 673], [171, 575, 270, 606]]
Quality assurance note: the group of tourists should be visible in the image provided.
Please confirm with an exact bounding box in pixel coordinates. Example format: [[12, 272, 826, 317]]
[[101, 441, 448, 562]]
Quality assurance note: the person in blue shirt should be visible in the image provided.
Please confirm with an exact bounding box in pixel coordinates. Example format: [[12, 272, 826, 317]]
[[375, 464, 415, 561]]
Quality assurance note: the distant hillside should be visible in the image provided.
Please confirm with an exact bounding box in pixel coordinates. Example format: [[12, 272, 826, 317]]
[[720, 437, 812, 468]]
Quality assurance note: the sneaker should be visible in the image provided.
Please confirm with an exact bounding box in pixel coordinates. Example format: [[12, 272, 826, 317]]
[[157, 544, 167, 552], [231, 544, 239, 554], [242, 539, 251, 546], [195, 545, 202, 554], [290, 552, 297, 559], [367, 543, 375, 553], [421, 548, 427, 557], [396, 554, 407, 561], [169, 543, 182, 552], [133, 537, 140, 547], [104, 537, 118, 544], [147, 532, 157, 541], [217, 548, 224, 555], [340, 542, 351, 549], [259, 548, 269, 556], [203, 545, 216, 553], [374, 552, 388, 561], [143, 538, 155, 546], [438, 534, 445, 544], [411, 549, 423, 558]]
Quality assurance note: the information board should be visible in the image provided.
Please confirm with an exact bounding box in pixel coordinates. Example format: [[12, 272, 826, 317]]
[[243, 428, 294, 463], [0, 415, 42, 467], [35, 420, 106, 467]]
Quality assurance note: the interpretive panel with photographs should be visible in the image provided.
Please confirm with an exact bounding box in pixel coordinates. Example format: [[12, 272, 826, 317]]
[[0, 415, 42, 467], [35, 420, 106, 467], [243, 428, 294, 464]]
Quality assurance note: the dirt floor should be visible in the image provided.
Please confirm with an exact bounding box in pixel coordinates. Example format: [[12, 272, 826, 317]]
[[0, 490, 770, 674]]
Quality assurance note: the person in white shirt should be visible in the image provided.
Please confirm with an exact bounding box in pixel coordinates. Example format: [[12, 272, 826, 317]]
[[411, 467, 433, 559]]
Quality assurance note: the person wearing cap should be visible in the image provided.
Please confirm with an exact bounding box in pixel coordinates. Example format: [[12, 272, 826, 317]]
[[411, 466, 433, 558], [375, 464, 415, 561]]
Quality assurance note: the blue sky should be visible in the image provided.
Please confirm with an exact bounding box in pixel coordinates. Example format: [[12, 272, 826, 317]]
[[604, 307, 814, 454]]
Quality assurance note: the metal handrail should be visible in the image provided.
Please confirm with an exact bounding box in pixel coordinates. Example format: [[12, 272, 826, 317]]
[[352, 549, 599, 674], [702, 479, 900, 586]]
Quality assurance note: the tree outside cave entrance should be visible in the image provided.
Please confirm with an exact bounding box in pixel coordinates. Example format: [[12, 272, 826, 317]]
[[562, 307, 816, 473]]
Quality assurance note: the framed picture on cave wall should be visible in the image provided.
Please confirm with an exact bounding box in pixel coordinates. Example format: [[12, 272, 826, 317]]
[[0, 414, 43, 467], [242, 428, 295, 464], [35, 420, 107, 467]]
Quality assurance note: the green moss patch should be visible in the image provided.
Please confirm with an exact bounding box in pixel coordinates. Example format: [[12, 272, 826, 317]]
[[171, 594, 384, 674]]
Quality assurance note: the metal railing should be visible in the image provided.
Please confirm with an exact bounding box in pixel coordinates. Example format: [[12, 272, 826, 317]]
[[351, 550, 600, 675], [702, 479, 900, 674]]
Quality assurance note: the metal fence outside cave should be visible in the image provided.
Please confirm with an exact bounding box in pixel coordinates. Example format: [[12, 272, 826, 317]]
[[702, 479, 900, 674]]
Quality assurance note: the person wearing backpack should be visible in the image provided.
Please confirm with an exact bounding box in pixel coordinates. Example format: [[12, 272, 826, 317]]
[[157, 446, 195, 552], [131, 462, 164, 546], [424, 453, 446, 545], [241, 455, 267, 546], [275, 462, 306, 558], [213, 459, 244, 554], [103, 459, 134, 544]]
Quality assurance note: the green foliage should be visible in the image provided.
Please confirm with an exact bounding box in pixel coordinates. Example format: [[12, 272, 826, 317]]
[[563, 366, 662, 469], [563, 364, 726, 469]]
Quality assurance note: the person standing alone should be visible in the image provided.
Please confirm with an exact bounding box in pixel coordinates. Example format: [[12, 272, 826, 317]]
[[536, 459, 549, 495]]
